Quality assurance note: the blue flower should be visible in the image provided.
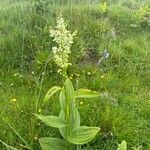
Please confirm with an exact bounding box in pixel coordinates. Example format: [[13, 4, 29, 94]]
[[102, 49, 109, 59]]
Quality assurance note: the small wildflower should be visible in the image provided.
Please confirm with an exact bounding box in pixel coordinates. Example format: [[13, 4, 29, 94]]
[[80, 101, 83, 105], [98, 49, 109, 65], [10, 98, 16, 103], [87, 72, 91, 75], [76, 74, 80, 77], [100, 1, 108, 13], [11, 83, 14, 86], [70, 76, 73, 80], [57, 68, 62, 74], [34, 136, 38, 141], [19, 74, 23, 78], [38, 109, 42, 113], [14, 73, 19, 77], [100, 75, 105, 79], [110, 132, 113, 136], [102, 49, 109, 59], [31, 71, 34, 75], [37, 122, 41, 126]]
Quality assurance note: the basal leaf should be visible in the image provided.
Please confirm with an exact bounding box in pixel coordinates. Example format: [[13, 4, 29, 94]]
[[117, 140, 127, 150], [67, 126, 100, 145], [75, 89, 100, 99], [44, 86, 61, 103], [35, 114, 66, 128], [39, 137, 67, 150]]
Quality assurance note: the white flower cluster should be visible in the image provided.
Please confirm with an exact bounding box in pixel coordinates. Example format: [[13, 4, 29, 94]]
[[50, 14, 76, 69]]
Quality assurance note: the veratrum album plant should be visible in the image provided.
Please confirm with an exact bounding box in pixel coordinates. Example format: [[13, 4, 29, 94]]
[[35, 14, 100, 150]]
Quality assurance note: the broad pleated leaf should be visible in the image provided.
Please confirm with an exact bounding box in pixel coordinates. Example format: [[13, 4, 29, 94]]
[[59, 105, 80, 139], [59, 110, 67, 139], [117, 140, 127, 150], [64, 78, 75, 100], [70, 105, 80, 130], [75, 89, 100, 98], [67, 126, 100, 145], [59, 91, 66, 110], [39, 137, 67, 150], [35, 114, 66, 128], [44, 86, 61, 103]]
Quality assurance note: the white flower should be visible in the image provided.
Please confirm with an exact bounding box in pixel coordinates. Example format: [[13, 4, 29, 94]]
[[50, 14, 76, 69]]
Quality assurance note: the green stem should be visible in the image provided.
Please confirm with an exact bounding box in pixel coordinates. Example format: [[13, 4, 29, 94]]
[[66, 98, 71, 149], [64, 82, 72, 149]]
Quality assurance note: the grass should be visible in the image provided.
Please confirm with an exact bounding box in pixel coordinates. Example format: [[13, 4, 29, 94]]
[[0, 0, 150, 149]]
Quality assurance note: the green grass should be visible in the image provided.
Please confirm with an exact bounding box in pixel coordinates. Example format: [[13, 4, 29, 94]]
[[0, 0, 150, 149]]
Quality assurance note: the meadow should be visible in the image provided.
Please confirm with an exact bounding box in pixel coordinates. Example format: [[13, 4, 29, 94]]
[[0, 0, 150, 149]]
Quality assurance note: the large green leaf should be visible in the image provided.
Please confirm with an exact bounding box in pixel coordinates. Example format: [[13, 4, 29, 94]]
[[59, 110, 67, 139], [35, 114, 66, 128], [70, 105, 80, 130], [117, 140, 127, 150], [39, 137, 67, 150], [59, 91, 66, 110], [59, 105, 80, 139], [67, 126, 100, 145], [64, 78, 75, 100], [44, 86, 61, 103], [75, 89, 100, 99]]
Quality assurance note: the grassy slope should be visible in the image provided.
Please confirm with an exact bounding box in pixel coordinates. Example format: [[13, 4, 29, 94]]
[[0, 0, 150, 149]]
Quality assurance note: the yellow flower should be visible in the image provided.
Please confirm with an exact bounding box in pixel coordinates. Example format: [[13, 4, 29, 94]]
[[100, 75, 105, 79], [34, 136, 38, 140], [80, 101, 83, 105], [87, 72, 91, 75], [10, 98, 16, 103], [70, 76, 73, 80], [76, 73, 80, 77], [71, 74, 74, 77], [101, 1, 108, 13], [38, 109, 42, 113], [13, 73, 19, 77]]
